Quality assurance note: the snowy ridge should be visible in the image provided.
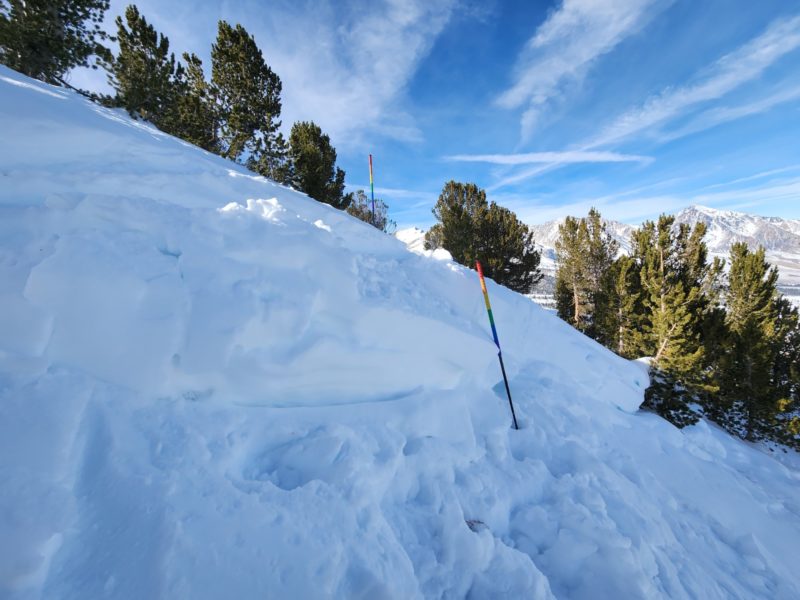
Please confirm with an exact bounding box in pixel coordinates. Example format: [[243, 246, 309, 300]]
[[529, 218, 636, 257], [527, 207, 800, 304], [2, 66, 800, 599], [675, 205, 800, 287], [528, 219, 635, 286]]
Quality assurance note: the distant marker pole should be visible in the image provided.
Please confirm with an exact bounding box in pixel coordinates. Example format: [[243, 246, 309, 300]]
[[476, 261, 519, 430], [368, 154, 375, 225]]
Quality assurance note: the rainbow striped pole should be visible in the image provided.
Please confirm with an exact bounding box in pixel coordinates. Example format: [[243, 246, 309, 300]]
[[476, 261, 519, 430], [368, 154, 375, 225]]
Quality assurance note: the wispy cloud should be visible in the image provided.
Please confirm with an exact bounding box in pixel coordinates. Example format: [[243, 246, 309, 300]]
[[700, 164, 800, 190], [346, 183, 436, 202], [514, 176, 800, 225], [496, 0, 663, 141], [587, 14, 800, 148], [255, 0, 458, 146], [446, 150, 652, 165], [467, 150, 652, 192], [488, 163, 563, 191], [657, 84, 800, 142], [70, 0, 457, 146], [488, 14, 800, 191], [511, 195, 688, 225]]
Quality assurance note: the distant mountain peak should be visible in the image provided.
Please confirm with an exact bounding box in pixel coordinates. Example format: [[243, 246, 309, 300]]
[[523, 206, 800, 294], [681, 204, 726, 217]]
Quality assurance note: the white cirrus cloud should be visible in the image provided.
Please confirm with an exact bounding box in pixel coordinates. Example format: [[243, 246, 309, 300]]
[[496, 0, 664, 141], [700, 165, 800, 190], [657, 83, 800, 142], [345, 183, 436, 203], [445, 150, 652, 165], [487, 14, 800, 191], [587, 14, 800, 148], [70, 0, 458, 147], [512, 176, 800, 225], [242, 0, 458, 146]]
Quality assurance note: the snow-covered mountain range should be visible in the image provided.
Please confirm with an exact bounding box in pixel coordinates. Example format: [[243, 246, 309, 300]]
[[397, 205, 800, 307], [528, 219, 634, 301], [529, 219, 636, 257], [3, 66, 800, 598], [675, 206, 800, 286], [528, 206, 800, 304]]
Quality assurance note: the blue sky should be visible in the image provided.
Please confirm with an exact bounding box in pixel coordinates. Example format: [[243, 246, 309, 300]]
[[70, 0, 800, 228]]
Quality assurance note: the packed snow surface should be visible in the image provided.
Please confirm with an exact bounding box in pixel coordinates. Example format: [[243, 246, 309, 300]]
[[2, 66, 800, 599]]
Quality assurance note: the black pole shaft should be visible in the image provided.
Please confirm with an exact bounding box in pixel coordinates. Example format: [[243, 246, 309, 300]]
[[497, 351, 519, 430]]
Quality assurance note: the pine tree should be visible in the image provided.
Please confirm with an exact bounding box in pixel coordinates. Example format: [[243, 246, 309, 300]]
[[248, 131, 291, 184], [425, 181, 483, 264], [720, 243, 780, 440], [697, 302, 728, 413], [109, 5, 178, 129], [771, 296, 800, 446], [346, 190, 395, 233], [0, 0, 111, 83], [632, 216, 722, 426], [553, 208, 617, 339], [109, 11, 218, 153], [425, 181, 542, 294], [709, 245, 800, 447], [676, 221, 725, 343], [555, 216, 591, 331], [479, 202, 543, 293], [635, 217, 707, 376], [586, 208, 619, 342], [170, 52, 218, 152], [211, 21, 282, 163], [603, 255, 643, 357], [286, 121, 349, 208]]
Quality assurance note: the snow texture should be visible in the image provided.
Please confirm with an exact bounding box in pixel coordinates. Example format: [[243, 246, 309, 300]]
[[1, 66, 799, 599]]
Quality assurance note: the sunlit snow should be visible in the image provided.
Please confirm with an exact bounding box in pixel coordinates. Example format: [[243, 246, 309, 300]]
[[1, 66, 799, 599]]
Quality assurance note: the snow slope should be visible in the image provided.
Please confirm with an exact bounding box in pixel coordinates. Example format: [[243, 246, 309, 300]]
[[2, 66, 800, 599]]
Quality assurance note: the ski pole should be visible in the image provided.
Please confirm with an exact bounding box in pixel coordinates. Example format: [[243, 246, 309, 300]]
[[476, 261, 519, 430]]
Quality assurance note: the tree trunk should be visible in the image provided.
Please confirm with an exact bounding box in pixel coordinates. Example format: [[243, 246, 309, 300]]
[[573, 278, 580, 326], [744, 357, 756, 441]]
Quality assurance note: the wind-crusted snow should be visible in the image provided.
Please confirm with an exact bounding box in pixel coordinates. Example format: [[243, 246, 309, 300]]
[[1, 66, 800, 599]]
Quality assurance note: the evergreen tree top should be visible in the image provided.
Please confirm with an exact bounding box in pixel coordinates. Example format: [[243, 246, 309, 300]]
[[211, 20, 282, 162], [0, 0, 112, 83]]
